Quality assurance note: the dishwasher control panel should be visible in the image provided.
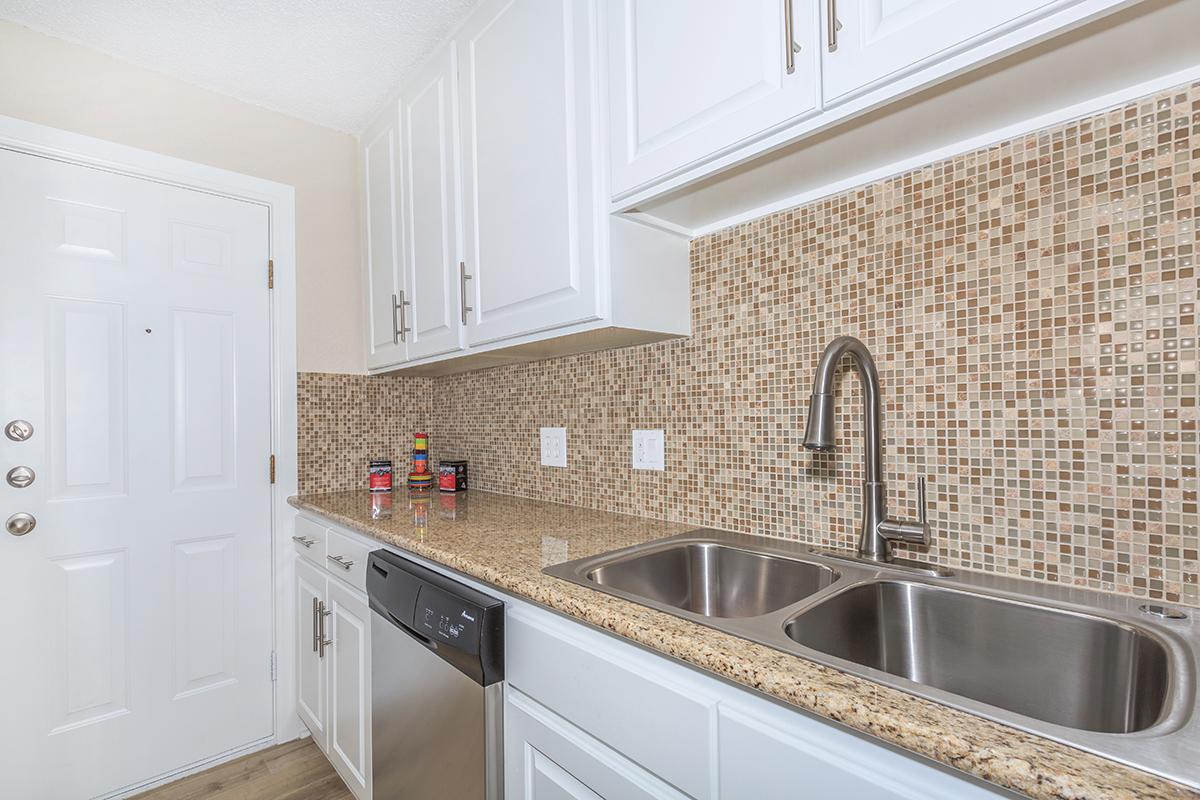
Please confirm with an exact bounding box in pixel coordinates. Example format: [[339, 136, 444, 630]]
[[417, 583, 483, 651], [367, 548, 505, 686]]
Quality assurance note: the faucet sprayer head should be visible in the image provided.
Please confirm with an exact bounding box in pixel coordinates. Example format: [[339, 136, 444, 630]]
[[803, 392, 836, 451]]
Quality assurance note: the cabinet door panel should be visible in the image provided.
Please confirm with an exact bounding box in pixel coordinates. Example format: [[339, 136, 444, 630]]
[[505, 688, 687, 800], [823, 0, 1063, 99], [295, 559, 327, 749], [609, 0, 820, 195], [326, 581, 371, 799], [363, 111, 406, 368], [458, 0, 601, 347], [401, 44, 464, 361]]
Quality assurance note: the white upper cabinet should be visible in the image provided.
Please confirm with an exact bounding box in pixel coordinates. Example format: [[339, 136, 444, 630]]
[[456, 0, 603, 348], [821, 0, 1064, 100], [607, 0, 820, 197], [399, 44, 465, 361], [362, 111, 407, 370]]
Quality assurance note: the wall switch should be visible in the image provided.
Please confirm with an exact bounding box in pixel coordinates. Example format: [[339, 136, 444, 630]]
[[632, 429, 665, 471], [540, 427, 567, 468]]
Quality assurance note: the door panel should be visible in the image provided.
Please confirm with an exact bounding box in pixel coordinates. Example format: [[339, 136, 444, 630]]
[[528, 747, 603, 800], [48, 549, 129, 734], [296, 559, 328, 749], [46, 297, 127, 499], [327, 580, 371, 798], [0, 148, 275, 799], [822, 0, 1063, 99], [608, 0, 820, 195], [504, 688, 686, 800], [401, 44, 464, 361], [364, 113, 407, 368], [170, 309, 237, 491], [172, 536, 238, 699], [458, 0, 601, 346]]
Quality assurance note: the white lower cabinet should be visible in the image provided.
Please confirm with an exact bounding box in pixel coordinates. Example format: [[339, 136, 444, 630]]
[[294, 540, 372, 800], [295, 558, 328, 746], [505, 604, 1012, 800]]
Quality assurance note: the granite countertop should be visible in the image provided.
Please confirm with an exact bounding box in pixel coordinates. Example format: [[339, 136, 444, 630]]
[[289, 489, 1198, 800]]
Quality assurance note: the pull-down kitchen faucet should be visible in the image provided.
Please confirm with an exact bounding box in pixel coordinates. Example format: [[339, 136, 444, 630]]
[[803, 336, 931, 564]]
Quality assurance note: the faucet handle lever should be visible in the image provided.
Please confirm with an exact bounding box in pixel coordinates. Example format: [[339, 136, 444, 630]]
[[878, 476, 931, 547]]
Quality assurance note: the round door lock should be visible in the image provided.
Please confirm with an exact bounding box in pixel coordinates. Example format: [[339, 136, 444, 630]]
[[5, 420, 33, 442], [7, 466, 35, 488], [6, 512, 36, 536]]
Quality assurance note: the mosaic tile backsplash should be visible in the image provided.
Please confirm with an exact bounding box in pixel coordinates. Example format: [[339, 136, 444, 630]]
[[300, 81, 1199, 606]]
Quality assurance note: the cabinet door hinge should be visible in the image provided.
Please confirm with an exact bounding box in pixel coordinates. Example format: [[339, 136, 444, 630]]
[[270, 650, 277, 682], [269, 454, 276, 484], [267, 259, 274, 289]]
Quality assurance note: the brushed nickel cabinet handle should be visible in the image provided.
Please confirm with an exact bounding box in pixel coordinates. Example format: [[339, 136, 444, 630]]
[[827, 0, 839, 52], [391, 293, 399, 345], [393, 291, 411, 343], [327, 554, 354, 571], [318, 600, 333, 658], [311, 597, 320, 653], [459, 262, 473, 325], [292, 535, 315, 548], [784, 0, 796, 74]]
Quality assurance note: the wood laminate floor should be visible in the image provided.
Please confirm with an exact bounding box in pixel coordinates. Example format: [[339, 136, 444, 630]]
[[132, 739, 353, 800]]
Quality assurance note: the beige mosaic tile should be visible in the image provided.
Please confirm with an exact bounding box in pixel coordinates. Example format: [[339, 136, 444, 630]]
[[299, 80, 1200, 606]]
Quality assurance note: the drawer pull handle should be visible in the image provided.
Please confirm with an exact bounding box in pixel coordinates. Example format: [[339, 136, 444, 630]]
[[327, 554, 355, 571], [292, 535, 316, 548]]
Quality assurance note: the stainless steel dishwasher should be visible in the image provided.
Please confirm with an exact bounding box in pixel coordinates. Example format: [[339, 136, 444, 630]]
[[366, 549, 504, 799]]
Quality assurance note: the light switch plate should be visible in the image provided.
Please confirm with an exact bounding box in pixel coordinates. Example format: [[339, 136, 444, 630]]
[[540, 427, 567, 468], [632, 429, 665, 471]]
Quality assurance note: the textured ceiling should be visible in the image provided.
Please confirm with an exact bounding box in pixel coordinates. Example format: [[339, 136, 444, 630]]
[[0, 0, 478, 133]]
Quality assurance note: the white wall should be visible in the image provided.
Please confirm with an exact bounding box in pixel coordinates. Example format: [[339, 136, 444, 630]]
[[0, 20, 364, 374]]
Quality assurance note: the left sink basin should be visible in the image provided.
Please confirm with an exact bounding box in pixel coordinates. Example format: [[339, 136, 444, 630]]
[[551, 538, 839, 618]]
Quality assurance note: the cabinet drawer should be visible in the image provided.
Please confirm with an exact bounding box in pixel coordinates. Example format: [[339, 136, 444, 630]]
[[293, 516, 327, 566], [506, 608, 718, 800], [325, 528, 370, 590]]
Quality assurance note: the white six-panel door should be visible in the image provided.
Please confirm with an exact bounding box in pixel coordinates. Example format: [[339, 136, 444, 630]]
[[0, 148, 275, 799]]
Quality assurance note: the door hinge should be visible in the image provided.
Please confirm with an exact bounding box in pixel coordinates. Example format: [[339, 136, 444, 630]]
[[267, 259, 274, 289], [269, 454, 276, 484], [270, 650, 277, 682]]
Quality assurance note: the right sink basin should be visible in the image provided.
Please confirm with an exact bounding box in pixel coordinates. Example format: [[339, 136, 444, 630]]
[[784, 580, 1171, 733]]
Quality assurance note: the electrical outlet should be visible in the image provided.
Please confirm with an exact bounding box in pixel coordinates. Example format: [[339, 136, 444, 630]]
[[632, 429, 665, 471], [540, 427, 567, 468]]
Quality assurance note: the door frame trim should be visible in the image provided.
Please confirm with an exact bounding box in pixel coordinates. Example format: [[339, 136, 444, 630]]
[[0, 113, 303, 770]]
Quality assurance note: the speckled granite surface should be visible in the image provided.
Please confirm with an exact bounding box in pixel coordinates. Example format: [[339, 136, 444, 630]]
[[290, 489, 1198, 800]]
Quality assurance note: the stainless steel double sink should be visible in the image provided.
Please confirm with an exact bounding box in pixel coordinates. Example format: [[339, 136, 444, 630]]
[[544, 531, 1200, 789]]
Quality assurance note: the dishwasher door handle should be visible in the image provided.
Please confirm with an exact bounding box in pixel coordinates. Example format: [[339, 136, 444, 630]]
[[385, 609, 439, 652]]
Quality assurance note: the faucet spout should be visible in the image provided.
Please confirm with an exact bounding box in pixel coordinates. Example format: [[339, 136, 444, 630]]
[[802, 336, 883, 485], [803, 336, 928, 563]]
